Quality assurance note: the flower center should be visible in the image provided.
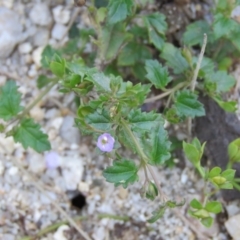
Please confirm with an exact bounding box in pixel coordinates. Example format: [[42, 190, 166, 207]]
[[101, 136, 108, 144]]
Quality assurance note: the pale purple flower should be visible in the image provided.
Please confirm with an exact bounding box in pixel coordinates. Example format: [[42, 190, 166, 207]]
[[97, 133, 115, 152], [45, 151, 60, 169]]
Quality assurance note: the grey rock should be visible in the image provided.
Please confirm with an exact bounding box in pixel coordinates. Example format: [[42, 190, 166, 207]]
[[32, 27, 49, 47], [29, 3, 52, 27], [51, 23, 68, 40], [225, 214, 240, 240], [0, 7, 25, 58], [59, 116, 80, 144], [53, 5, 71, 24]]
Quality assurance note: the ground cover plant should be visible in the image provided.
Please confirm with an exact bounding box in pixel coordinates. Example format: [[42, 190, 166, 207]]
[[1, 0, 240, 232]]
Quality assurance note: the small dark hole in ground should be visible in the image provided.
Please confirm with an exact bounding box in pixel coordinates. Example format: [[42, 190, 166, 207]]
[[71, 192, 86, 210]]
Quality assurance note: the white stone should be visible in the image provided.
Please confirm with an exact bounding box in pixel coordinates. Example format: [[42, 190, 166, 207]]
[[0, 136, 15, 154], [0, 76, 7, 86], [0, 7, 25, 58], [18, 42, 32, 54], [0, 161, 5, 176], [29, 3, 53, 27], [226, 204, 240, 217], [60, 116, 81, 144], [61, 156, 84, 190], [1, 0, 14, 9], [225, 214, 240, 240], [30, 106, 45, 121], [53, 5, 71, 24], [28, 65, 38, 78], [27, 153, 45, 174], [53, 225, 70, 240], [32, 47, 44, 68], [32, 28, 49, 47], [51, 23, 68, 40], [8, 166, 18, 176]]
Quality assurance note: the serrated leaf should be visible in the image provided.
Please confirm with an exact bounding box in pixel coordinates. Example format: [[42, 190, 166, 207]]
[[107, 0, 134, 24], [183, 20, 214, 46], [201, 217, 213, 228], [144, 13, 167, 51], [41, 45, 61, 68], [37, 75, 51, 89], [149, 123, 171, 165], [209, 167, 222, 178], [145, 60, 171, 89], [174, 90, 205, 118], [0, 80, 23, 121], [161, 43, 189, 74], [221, 169, 235, 180], [86, 109, 112, 131], [148, 206, 166, 223], [117, 41, 151, 67], [206, 71, 236, 93], [90, 73, 111, 92], [128, 109, 163, 132], [205, 201, 222, 214], [101, 22, 132, 62], [12, 118, 51, 153], [190, 199, 202, 210], [103, 159, 138, 188], [213, 13, 238, 39]]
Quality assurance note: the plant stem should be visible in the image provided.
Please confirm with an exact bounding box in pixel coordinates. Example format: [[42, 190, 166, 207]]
[[121, 118, 167, 202], [188, 34, 207, 140], [20, 216, 87, 240], [144, 81, 187, 103], [98, 213, 130, 221]]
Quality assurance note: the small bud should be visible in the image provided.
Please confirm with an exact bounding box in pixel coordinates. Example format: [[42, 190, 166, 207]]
[[194, 209, 210, 218], [145, 182, 158, 201], [212, 176, 227, 185]]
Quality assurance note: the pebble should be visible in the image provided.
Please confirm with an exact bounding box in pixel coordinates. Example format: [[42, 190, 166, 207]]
[[53, 225, 70, 240], [30, 106, 45, 121], [0, 76, 7, 86], [225, 214, 240, 240], [51, 23, 68, 40], [0, 136, 15, 154], [60, 116, 81, 144], [0, 7, 25, 58], [32, 27, 50, 47], [32, 46, 44, 68], [18, 42, 32, 54], [52, 5, 71, 24], [27, 152, 45, 173], [29, 3, 53, 27], [226, 203, 240, 217], [0, 161, 5, 176]]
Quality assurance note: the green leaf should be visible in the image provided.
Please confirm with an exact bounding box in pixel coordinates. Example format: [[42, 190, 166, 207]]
[[190, 199, 202, 210], [12, 118, 51, 153], [86, 109, 112, 131], [0, 81, 23, 121], [228, 138, 240, 163], [37, 75, 52, 89], [206, 71, 236, 93], [103, 159, 138, 188], [148, 206, 166, 223], [107, 0, 133, 24], [149, 123, 171, 165], [205, 201, 222, 214], [117, 41, 151, 67], [221, 169, 235, 180], [174, 90, 205, 118], [209, 167, 222, 178], [183, 141, 200, 166], [213, 96, 237, 113], [183, 20, 214, 46], [145, 182, 158, 201], [144, 13, 167, 50], [101, 22, 132, 61], [127, 109, 163, 132], [41, 45, 61, 68], [50, 61, 65, 78], [161, 43, 189, 74], [213, 13, 238, 39], [201, 217, 213, 228], [145, 60, 171, 89], [89, 73, 111, 92], [220, 182, 233, 189]]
